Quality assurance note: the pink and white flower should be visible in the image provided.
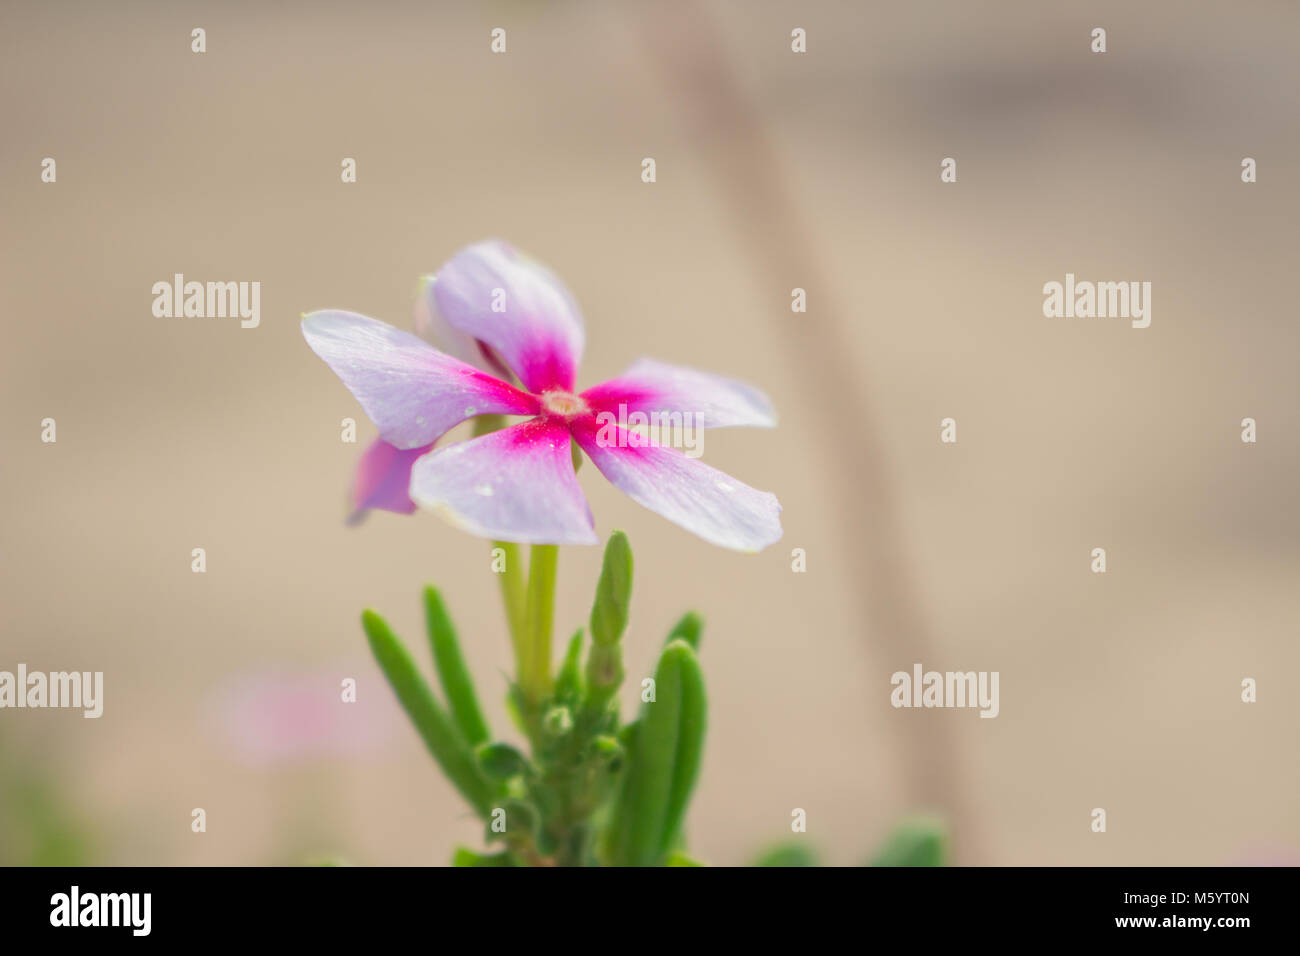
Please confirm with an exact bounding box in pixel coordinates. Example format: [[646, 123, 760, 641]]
[[306, 240, 782, 552], [345, 272, 497, 522]]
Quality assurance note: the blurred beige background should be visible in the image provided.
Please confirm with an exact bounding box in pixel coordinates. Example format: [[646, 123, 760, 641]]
[[2, 0, 1297, 865]]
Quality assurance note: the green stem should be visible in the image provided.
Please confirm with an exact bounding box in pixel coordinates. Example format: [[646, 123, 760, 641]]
[[472, 415, 530, 677], [494, 540, 527, 666], [521, 544, 559, 708]]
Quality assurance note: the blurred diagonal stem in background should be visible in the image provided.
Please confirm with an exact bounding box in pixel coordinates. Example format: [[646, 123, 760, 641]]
[[638, 6, 980, 860]]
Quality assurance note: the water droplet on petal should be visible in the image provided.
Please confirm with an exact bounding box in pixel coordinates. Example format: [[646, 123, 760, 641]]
[[474, 483, 494, 497], [716, 481, 734, 493], [464, 406, 477, 417], [415, 415, 426, 425]]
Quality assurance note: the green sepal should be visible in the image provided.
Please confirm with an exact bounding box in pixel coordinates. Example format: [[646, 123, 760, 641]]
[[604, 639, 707, 866], [665, 611, 704, 652], [475, 741, 529, 781], [486, 798, 540, 846], [361, 609, 494, 817], [590, 734, 624, 772], [869, 816, 947, 867], [423, 586, 491, 747]]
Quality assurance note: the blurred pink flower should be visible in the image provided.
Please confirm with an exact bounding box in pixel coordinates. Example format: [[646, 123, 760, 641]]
[[1230, 845, 1300, 866], [209, 666, 397, 767], [306, 240, 782, 551]]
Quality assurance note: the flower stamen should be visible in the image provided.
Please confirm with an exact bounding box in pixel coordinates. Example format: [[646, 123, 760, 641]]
[[540, 389, 589, 420]]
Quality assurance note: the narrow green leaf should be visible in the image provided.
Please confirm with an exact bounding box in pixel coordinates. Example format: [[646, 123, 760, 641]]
[[869, 816, 947, 867], [423, 586, 490, 746], [504, 682, 528, 736], [597, 721, 638, 864], [752, 843, 819, 867], [663, 850, 705, 866], [659, 641, 707, 856], [665, 610, 704, 651], [452, 846, 517, 867], [590, 530, 633, 647], [607, 639, 707, 865], [362, 609, 494, 817]]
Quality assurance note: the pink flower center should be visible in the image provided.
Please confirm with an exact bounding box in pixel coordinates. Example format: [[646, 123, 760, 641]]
[[539, 389, 589, 420]]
